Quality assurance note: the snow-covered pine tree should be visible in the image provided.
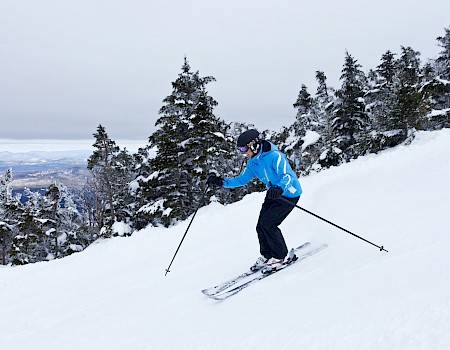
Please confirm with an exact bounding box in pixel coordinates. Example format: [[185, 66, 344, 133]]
[[110, 148, 135, 231], [276, 86, 310, 172], [293, 85, 315, 131], [88, 125, 119, 234], [58, 186, 92, 255], [292, 84, 322, 173], [129, 145, 156, 230], [314, 71, 342, 169], [315, 70, 335, 126], [435, 26, 450, 81], [369, 50, 397, 131], [390, 46, 428, 136], [87, 125, 134, 236], [275, 73, 341, 173], [40, 183, 89, 259], [10, 188, 46, 265], [182, 87, 235, 206], [143, 58, 203, 226], [0, 169, 19, 265], [41, 183, 61, 259], [332, 51, 370, 160], [141, 57, 235, 227], [0, 220, 11, 265], [420, 27, 450, 129], [363, 50, 406, 152]]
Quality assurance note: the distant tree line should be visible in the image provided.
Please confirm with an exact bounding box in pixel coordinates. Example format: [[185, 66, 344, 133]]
[[1, 26, 449, 265], [0, 173, 93, 265]]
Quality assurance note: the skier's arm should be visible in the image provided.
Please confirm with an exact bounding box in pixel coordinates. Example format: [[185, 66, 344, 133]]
[[223, 166, 254, 188]]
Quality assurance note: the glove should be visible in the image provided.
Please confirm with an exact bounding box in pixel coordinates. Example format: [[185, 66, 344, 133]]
[[206, 175, 224, 187], [267, 186, 283, 199]]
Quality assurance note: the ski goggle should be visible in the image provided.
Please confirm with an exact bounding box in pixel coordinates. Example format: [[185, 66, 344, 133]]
[[239, 146, 248, 153]]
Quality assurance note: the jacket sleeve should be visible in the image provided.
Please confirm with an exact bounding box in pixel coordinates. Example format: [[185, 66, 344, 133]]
[[223, 165, 254, 188]]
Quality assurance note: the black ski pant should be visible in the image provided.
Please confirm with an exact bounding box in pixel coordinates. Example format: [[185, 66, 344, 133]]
[[256, 195, 300, 260]]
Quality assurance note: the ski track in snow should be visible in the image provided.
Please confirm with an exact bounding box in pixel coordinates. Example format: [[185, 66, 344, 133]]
[[1, 129, 450, 350]]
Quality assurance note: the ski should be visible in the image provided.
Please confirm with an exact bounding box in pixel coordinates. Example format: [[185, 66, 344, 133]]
[[201, 242, 311, 297], [207, 243, 328, 301]]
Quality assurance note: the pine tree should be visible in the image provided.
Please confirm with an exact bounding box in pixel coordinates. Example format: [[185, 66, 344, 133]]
[[363, 50, 406, 152], [87, 125, 133, 235], [277, 85, 314, 171], [88, 125, 119, 233], [147, 58, 201, 226], [129, 146, 156, 230], [293, 84, 322, 173], [58, 186, 91, 255], [391, 47, 428, 134], [139, 57, 234, 227], [144, 57, 202, 226], [332, 51, 369, 160], [113, 148, 135, 229], [41, 183, 61, 259], [0, 221, 11, 265], [420, 27, 450, 129], [10, 189, 46, 265], [370, 50, 397, 131], [0, 169, 18, 265], [182, 88, 235, 206], [435, 26, 450, 80], [293, 85, 315, 132], [314, 71, 342, 169]]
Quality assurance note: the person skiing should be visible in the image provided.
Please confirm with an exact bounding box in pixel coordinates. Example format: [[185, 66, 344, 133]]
[[207, 129, 302, 274]]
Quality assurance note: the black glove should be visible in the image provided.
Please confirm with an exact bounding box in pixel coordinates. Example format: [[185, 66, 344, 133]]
[[267, 186, 283, 199], [206, 175, 224, 187]]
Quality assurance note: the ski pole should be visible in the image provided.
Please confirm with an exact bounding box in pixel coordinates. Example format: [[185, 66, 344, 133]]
[[280, 197, 388, 252], [165, 185, 209, 276]]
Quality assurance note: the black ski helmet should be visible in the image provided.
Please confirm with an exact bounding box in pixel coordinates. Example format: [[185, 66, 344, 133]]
[[237, 129, 260, 147], [237, 129, 261, 153]]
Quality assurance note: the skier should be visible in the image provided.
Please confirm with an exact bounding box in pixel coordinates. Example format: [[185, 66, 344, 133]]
[[207, 129, 302, 274]]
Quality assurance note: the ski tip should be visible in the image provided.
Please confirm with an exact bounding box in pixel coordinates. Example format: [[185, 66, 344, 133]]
[[208, 291, 238, 301], [294, 242, 311, 250]]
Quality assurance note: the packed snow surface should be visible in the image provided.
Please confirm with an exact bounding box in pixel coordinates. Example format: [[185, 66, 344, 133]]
[[1, 129, 450, 350]]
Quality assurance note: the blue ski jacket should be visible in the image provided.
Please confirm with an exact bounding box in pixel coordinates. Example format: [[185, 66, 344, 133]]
[[223, 141, 302, 198]]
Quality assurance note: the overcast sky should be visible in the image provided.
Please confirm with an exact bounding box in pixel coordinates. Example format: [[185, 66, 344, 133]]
[[1, 0, 449, 141]]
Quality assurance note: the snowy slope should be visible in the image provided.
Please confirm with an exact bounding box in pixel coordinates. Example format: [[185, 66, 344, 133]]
[[1, 130, 450, 350]]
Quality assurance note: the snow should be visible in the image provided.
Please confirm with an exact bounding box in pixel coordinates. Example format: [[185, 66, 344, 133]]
[[138, 199, 165, 214], [301, 130, 321, 151], [283, 129, 299, 152], [1, 129, 450, 349], [45, 228, 56, 236], [436, 77, 450, 85], [68, 244, 83, 252], [128, 178, 140, 194], [213, 131, 226, 139], [112, 222, 132, 237], [427, 108, 450, 118]]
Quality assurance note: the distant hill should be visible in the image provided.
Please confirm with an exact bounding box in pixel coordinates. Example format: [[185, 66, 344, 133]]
[[0, 150, 91, 189]]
